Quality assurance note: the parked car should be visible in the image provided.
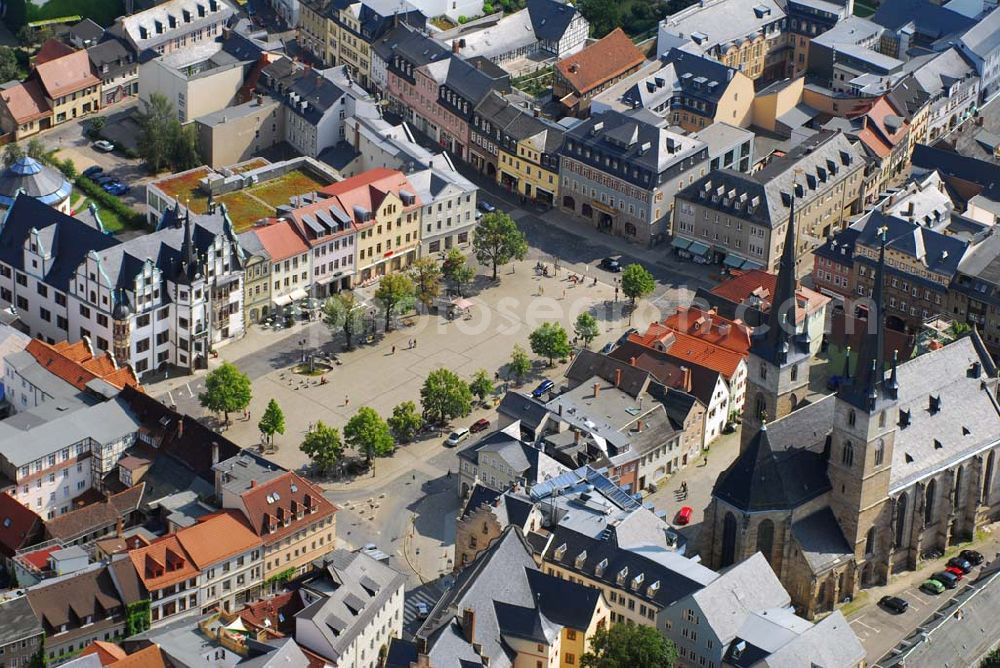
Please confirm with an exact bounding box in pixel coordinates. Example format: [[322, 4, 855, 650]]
[[531, 379, 554, 398], [94, 174, 116, 185], [93, 140, 114, 152], [599, 341, 615, 354], [879, 596, 909, 614], [960, 549, 984, 566], [415, 602, 430, 619], [477, 200, 496, 213], [675, 506, 693, 525], [103, 182, 130, 196], [616, 328, 638, 347], [931, 571, 958, 589], [920, 579, 945, 595], [82, 165, 103, 179], [599, 257, 622, 272], [470, 418, 490, 434], [944, 566, 965, 580], [445, 428, 470, 447], [947, 556, 973, 574]]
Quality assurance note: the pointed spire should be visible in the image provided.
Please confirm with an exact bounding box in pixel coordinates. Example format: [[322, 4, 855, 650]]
[[887, 349, 899, 399], [753, 176, 801, 365], [182, 202, 195, 267]]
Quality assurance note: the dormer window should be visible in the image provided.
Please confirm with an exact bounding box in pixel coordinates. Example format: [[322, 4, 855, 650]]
[[616, 566, 628, 586], [554, 543, 567, 560]]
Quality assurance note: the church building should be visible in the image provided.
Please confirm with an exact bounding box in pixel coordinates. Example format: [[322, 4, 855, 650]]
[[701, 191, 1000, 618]]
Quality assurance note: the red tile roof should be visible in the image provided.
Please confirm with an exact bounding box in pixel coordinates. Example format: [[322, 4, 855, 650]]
[[0, 492, 43, 558], [113, 645, 168, 668], [174, 510, 261, 568], [710, 269, 829, 324], [320, 168, 421, 229], [555, 28, 646, 96], [0, 80, 51, 124], [26, 339, 142, 391], [35, 50, 100, 99], [851, 96, 909, 159], [129, 534, 198, 591], [238, 471, 336, 544], [45, 484, 144, 543], [628, 326, 746, 379], [238, 591, 302, 636], [34, 39, 76, 65], [662, 306, 752, 356], [79, 640, 127, 666], [252, 219, 309, 262]]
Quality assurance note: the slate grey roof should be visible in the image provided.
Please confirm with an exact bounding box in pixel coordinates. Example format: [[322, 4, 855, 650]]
[[855, 210, 968, 280], [497, 392, 549, 432], [959, 5, 1000, 58], [791, 508, 854, 572], [659, 0, 785, 55], [911, 143, 1000, 202], [69, 18, 105, 46], [0, 596, 42, 647], [759, 611, 866, 668], [872, 0, 975, 41], [526, 0, 581, 41]]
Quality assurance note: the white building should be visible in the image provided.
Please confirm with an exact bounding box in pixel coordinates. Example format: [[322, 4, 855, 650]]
[[113, 0, 237, 57], [295, 550, 406, 668], [409, 159, 478, 256]]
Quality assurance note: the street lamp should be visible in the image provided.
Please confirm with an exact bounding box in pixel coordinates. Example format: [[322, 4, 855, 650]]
[[299, 338, 306, 363]]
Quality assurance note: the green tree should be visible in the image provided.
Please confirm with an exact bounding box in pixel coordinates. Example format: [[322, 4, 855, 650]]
[[137, 92, 181, 172], [441, 247, 467, 283], [173, 123, 201, 170], [950, 321, 972, 338], [388, 400, 423, 443], [25, 138, 45, 160], [469, 369, 494, 403], [409, 257, 442, 311], [0, 46, 22, 82], [574, 312, 600, 348], [472, 211, 528, 280], [420, 368, 473, 424], [579, 0, 621, 38], [529, 322, 572, 367], [257, 398, 285, 445], [324, 292, 364, 349], [3, 142, 22, 166], [344, 406, 395, 465], [452, 264, 476, 296], [300, 421, 344, 476], [125, 600, 151, 637], [509, 344, 532, 383], [981, 647, 1000, 668], [621, 263, 655, 323], [374, 272, 415, 332], [580, 623, 678, 668], [198, 361, 252, 425]]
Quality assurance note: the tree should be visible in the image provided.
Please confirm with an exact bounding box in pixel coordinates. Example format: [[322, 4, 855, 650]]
[[324, 292, 364, 349], [579, 0, 622, 38], [300, 421, 344, 476], [0, 46, 22, 83], [374, 272, 415, 332], [452, 263, 476, 296], [173, 124, 201, 171], [950, 321, 972, 338], [198, 362, 252, 425], [509, 344, 532, 383], [344, 406, 395, 465], [472, 212, 528, 280], [580, 623, 678, 668], [529, 322, 572, 367], [409, 257, 442, 311], [25, 138, 45, 160], [574, 312, 600, 348], [441, 247, 467, 283], [981, 647, 1000, 668], [621, 263, 655, 323], [388, 400, 423, 443], [420, 368, 473, 425], [3, 142, 22, 166], [257, 399, 286, 445], [470, 369, 494, 403], [137, 93, 181, 172]]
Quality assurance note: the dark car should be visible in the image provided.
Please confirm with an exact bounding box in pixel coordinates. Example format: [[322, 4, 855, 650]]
[[960, 549, 984, 566], [599, 257, 622, 272], [616, 328, 638, 347], [599, 341, 615, 354], [82, 165, 104, 179], [947, 556, 973, 574], [879, 596, 909, 614], [470, 418, 490, 434], [477, 200, 496, 213], [103, 182, 130, 196], [94, 174, 116, 185], [931, 571, 958, 589], [531, 379, 554, 398]]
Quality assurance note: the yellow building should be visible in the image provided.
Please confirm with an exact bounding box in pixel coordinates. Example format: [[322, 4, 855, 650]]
[[299, 0, 336, 66], [36, 51, 101, 126], [497, 120, 563, 205], [321, 168, 421, 282]]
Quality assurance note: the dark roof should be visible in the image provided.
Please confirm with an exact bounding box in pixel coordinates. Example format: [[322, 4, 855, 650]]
[[497, 392, 550, 431], [26, 563, 126, 636], [0, 493, 43, 558], [86, 38, 134, 80], [812, 225, 860, 267], [661, 388, 702, 428], [528, 567, 601, 628], [565, 349, 651, 397], [527, 0, 580, 41], [660, 48, 735, 104], [44, 485, 144, 543], [383, 23, 449, 68], [542, 524, 703, 608], [856, 211, 966, 279], [911, 143, 1000, 202], [383, 638, 419, 668], [791, 507, 854, 572], [0, 597, 42, 646], [220, 30, 265, 62], [872, 0, 975, 43], [69, 19, 105, 46], [887, 75, 931, 120], [443, 55, 501, 105], [713, 426, 831, 512]]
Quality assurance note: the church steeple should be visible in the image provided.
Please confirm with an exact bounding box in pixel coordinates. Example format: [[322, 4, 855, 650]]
[[752, 189, 800, 365], [839, 226, 893, 412]]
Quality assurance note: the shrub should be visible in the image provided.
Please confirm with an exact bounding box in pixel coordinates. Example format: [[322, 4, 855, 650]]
[[458, 14, 469, 22], [76, 176, 145, 230]]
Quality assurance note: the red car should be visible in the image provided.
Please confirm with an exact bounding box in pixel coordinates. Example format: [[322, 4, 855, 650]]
[[676, 506, 693, 525], [470, 418, 490, 434], [945, 566, 965, 580]]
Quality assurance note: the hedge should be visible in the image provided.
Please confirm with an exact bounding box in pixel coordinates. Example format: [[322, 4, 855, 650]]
[[76, 176, 145, 230]]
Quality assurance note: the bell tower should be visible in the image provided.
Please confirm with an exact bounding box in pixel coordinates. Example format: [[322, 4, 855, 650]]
[[740, 184, 812, 450], [827, 227, 896, 580]]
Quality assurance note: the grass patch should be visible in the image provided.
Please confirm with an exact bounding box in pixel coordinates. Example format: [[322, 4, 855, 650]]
[[23, 0, 124, 27], [430, 15, 457, 29], [154, 168, 214, 214], [512, 67, 554, 97], [839, 590, 869, 618], [230, 158, 269, 174], [216, 192, 273, 231], [248, 169, 329, 207]]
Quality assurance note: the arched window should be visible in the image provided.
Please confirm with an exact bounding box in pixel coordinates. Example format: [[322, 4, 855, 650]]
[[874, 439, 885, 466], [848, 409, 857, 427], [984, 451, 996, 504], [925, 479, 936, 525], [721, 512, 737, 568], [755, 393, 766, 422], [879, 411, 887, 428], [790, 364, 798, 382], [865, 526, 876, 555], [760, 363, 768, 380], [756, 519, 774, 564], [894, 493, 908, 547], [842, 440, 854, 467]]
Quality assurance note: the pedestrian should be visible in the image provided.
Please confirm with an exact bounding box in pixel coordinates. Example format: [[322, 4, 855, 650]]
[[562, 289, 566, 300], [593, 276, 598, 286], [414, 338, 417, 348], [345, 395, 350, 407], [391, 345, 396, 355], [539, 286, 544, 297], [247, 409, 251, 421]]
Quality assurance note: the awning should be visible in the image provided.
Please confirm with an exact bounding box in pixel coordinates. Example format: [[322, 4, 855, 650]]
[[741, 259, 765, 270], [688, 241, 710, 257], [451, 298, 474, 309], [671, 238, 692, 250], [289, 288, 309, 301], [273, 294, 293, 307], [723, 255, 745, 268]]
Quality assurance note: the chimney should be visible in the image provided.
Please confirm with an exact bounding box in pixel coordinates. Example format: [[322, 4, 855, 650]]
[[115, 516, 124, 538], [250, 479, 257, 488], [452, 40, 461, 53], [614, 368, 622, 387], [177, 419, 184, 438], [629, 356, 637, 366], [636, 419, 643, 432], [462, 608, 476, 644], [593, 383, 601, 398], [574, 430, 581, 444], [211, 441, 219, 466]]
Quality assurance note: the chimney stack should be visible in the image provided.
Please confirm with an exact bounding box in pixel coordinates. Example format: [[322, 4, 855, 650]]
[[593, 383, 601, 398], [462, 608, 476, 644], [115, 516, 124, 538], [614, 368, 622, 387], [211, 441, 219, 466], [452, 40, 461, 53], [250, 479, 257, 488], [629, 356, 637, 366]]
